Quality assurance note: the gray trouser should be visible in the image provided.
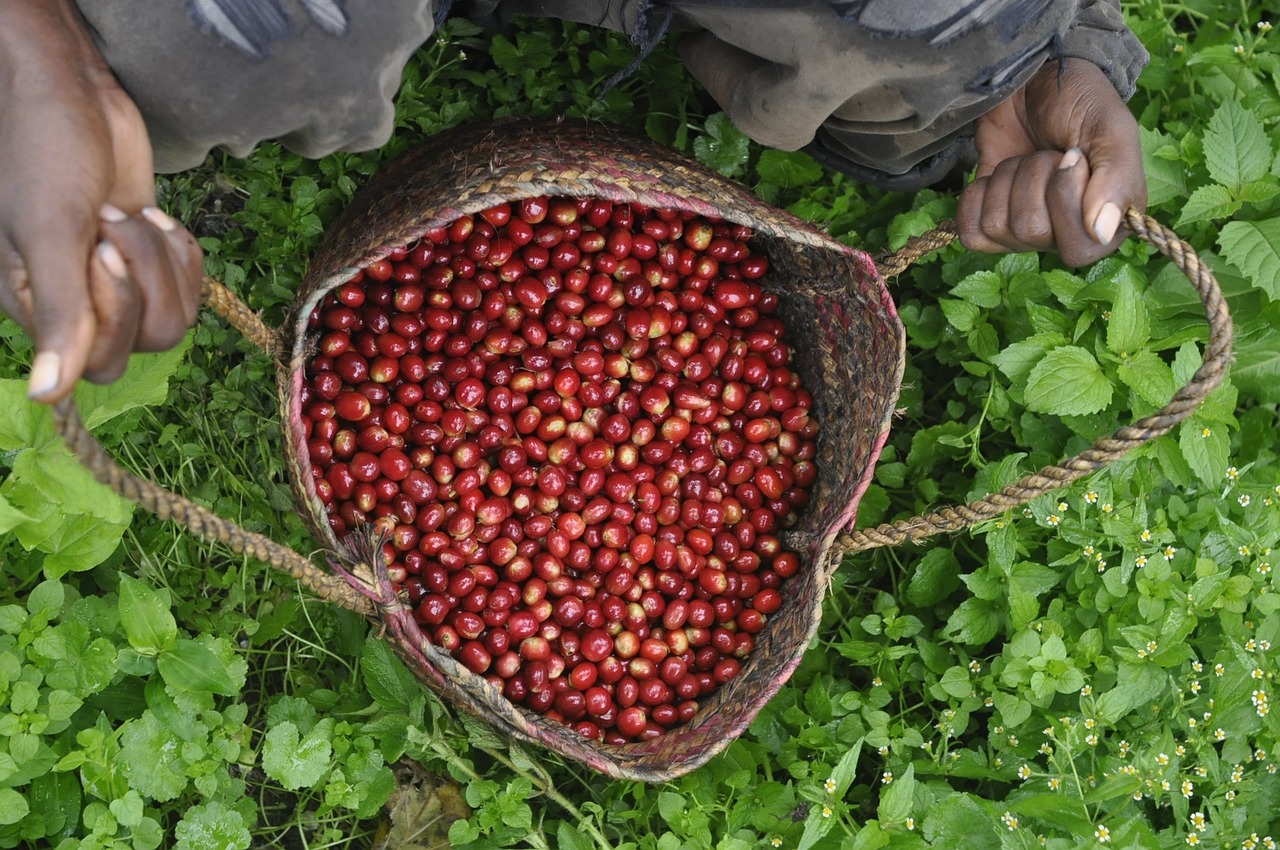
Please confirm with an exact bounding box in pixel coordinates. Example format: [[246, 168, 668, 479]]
[[75, 1, 1147, 186]]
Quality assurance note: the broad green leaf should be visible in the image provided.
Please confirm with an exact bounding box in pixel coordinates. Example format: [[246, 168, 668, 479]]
[[952, 271, 1003, 309], [488, 31, 554, 74], [289, 175, 319, 206], [850, 823, 890, 850], [1042, 269, 1088, 308], [1117, 350, 1176, 408], [1140, 126, 1187, 205], [830, 738, 864, 797], [41, 516, 132, 579], [27, 771, 79, 836], [1219, 218, 1280, 300], [755, 149, 824, 187], [118, 576, 177, 655], [0, 380, 54, 451], [1179, 417, 1230, 487], [991, 332, 1067, 387], [939, 299, 980, 333], [1106, 275, 1150, 354], [26, 579, 64, 619], [109, 790, 144, 828], [1231, 305, 1280, 403], [74, 337, 192, 430], [556, 822, 595, 850], [1238, 175, 1280, 203], [1174, 184, 1240, 227], [0, 788, 29, 825], [120, 712, 187, 802], [262, 720, 333, 790], [796, 803, 835, 850], [944, 598, 1000, 646], [174, 801, 251, 850], [922, 793, 998, 850], [1024, 346, 1113, 416], [656, 791, 686, 827], [693, 113, 750, 179], [1203, 99, 1272, 192], [1009, 794, 1093, 833], [157, 639, 238, 695], [877, 764, 915, 824], [362, 639, 421, 712], [267, 694, 319, 736], [906, 549, 962, 607], [0, 493, 32, 536], [4, 444, 133, 525]]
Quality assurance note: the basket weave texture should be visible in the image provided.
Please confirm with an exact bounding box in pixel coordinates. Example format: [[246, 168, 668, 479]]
[[278, 120, 906, 781]]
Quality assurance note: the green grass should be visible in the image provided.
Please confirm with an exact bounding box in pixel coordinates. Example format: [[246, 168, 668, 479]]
[[2, 2, 1280, 848]]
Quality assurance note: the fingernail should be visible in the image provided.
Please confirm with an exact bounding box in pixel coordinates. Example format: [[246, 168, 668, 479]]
[[28, 351, 61, 399], [100, 203, 128, 223], [1058, 147, 1083, 170], [98, 240, 128, 278], [1093, 202, 1122, 244], [141, 206, 178, 232]]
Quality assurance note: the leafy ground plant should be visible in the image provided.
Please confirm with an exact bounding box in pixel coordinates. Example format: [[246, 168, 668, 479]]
[[1, 2, 1279, 848]]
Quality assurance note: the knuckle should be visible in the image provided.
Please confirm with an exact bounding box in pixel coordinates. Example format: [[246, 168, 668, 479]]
[[1010, 214, 1052, 247], [83, 356, 130, 386], [136, 311, 193, 351]]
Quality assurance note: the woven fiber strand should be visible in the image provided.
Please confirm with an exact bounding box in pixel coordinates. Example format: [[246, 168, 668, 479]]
[[280, 120, 906, 781]]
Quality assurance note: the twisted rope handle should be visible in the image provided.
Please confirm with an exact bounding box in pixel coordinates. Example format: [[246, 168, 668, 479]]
[[200, 276, 283, 358], [49, 285, 374, 618], [830, 206, 1233, 558]]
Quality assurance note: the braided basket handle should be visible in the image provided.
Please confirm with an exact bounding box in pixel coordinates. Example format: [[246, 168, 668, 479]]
[[200, 277, 283, 358], [829, 206, 1234, 557], [48, 282, 374, 617]]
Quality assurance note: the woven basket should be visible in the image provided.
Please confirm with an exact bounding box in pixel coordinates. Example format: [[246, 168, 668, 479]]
[[52, 120, 1233, 784]]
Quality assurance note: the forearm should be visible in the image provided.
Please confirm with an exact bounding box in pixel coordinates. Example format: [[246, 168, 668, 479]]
[[675, 1, 1148, 189], [1060, 0, 1150, 100]]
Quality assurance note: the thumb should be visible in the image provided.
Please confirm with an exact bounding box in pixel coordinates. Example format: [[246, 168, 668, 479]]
[[1079, 105, 1146, 245]]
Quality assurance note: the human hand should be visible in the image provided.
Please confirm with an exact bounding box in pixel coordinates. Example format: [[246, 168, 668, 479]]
[[0, 1, 203, 404], [957, 57, 1146, 267]]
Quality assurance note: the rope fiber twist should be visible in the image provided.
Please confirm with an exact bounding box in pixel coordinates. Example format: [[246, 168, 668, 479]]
[[833, 207, 1233, 559]]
